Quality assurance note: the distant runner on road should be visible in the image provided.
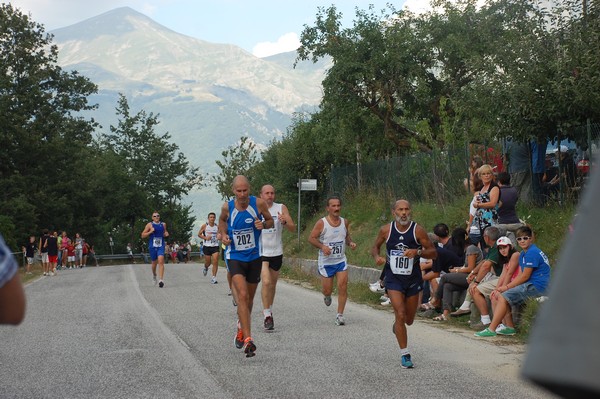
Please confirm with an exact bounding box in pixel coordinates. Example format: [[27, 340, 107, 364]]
[[141, 211, 169, 288]]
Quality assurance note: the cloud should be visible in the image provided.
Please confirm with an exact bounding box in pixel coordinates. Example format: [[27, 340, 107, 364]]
[[252, 32, 301, 58], [403, 0, 487, 15]]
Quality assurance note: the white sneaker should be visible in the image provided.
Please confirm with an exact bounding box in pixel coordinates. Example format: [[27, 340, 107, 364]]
[[210, 277, 218, 284], [381, 297, 391, 306], [369, 282, 385, 294]]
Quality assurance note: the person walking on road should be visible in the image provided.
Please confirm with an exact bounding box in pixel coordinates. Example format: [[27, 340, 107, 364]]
[[218, 175, 273, 358], [198, 212, 220, 284], [259, 184, 296, 331], [308, 196, 357, 326], [141, 211, 169, 288], [371, 199, 437, 369]]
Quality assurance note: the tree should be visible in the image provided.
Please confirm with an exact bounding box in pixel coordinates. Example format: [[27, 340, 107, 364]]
[[211, 136, 259, 200], [0, 4, 99, 246], [100, 94, 202, 246]]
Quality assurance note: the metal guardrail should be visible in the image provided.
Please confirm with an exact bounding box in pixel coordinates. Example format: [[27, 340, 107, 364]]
[[12, 251, 205, 266]]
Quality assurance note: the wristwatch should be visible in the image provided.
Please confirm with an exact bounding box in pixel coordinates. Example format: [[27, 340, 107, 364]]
[[417, 249, 422, 256]]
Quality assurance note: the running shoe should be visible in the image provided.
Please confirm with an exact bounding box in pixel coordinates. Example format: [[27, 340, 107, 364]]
[[369, 282, 385, 294], [401, 354, 414, 369], [234, 324, 244, 349], [202, 267, 208, 276], [381, 297, 391, 306], [335, 314, 345, 326], [227, 289, 232, 296], [210, 277, 218, 284], [153, 275, 157, 285], [158, 280, 164, 288], [264, 315, 274, 331], [242, 337, 256, 357], [324, 296, 332, 307], [232, 296, 237, 307]]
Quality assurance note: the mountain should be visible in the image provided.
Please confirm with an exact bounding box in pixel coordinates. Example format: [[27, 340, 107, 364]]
[[49, 7, 329, 230]]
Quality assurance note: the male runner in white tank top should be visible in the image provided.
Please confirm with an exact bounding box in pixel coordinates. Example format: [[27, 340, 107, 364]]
[[259, 184, 296, 331], [308, 196, 357, 326]]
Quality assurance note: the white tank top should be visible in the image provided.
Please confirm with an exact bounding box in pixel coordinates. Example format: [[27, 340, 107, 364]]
[[203, 223, 219, 247], [317, 217, 347, 266], [260, 203, 284, 257]]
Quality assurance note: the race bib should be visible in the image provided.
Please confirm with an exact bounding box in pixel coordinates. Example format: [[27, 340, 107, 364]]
[[389, 249, 414, 275], [327, 241, 344, 259], [152, 237, 163, 248], [232, 228, 255, 250], [209, 236, 218, 245]]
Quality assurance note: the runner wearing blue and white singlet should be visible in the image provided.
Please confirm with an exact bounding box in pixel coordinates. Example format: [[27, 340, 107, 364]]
[[259, 184, 296, 331], [0, 233, 26, 325], [371, 199, 437, 369], [309, 196, 357, 327], [141, 212, 169, 288], [218, 175, 273, 358]]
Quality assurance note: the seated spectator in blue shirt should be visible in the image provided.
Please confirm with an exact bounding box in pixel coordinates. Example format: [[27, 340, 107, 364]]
[[475, 226, 551, 337]]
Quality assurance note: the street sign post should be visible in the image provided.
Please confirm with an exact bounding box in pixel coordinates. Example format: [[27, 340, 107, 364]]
[[297, 179, 317, 243]]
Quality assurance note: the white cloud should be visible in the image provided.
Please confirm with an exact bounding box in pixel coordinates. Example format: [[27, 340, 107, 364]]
[[403, 0, 487, 15], [252, 32, 300, 58]]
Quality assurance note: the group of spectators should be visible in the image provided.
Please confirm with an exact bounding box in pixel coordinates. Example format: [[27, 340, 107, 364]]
[[165, 241, 193, 264], [371, 162, 552, 337], [21, 229, 97, 277]]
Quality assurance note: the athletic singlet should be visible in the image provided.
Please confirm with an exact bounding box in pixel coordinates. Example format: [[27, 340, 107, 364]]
[[385, 221, 421, 280], [317, 217, 347, 267], [260, 202, 284, 257], [149, 222, 165, 249], [203, 223, 219, 247], [225, 196, 261, 262]]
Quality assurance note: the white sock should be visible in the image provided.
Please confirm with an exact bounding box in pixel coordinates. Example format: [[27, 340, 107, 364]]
[[263, 309, 272, 317], [481, 315, 491, 324], [459, 301, 471, 311], [400, 348, 410, 356], [337, 313, 343, 318]]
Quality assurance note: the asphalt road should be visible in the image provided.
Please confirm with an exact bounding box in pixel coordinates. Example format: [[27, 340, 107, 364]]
[[0, 263, 554, 399]]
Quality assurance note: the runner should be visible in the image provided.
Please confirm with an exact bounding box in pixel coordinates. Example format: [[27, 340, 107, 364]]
[[141, 211, 169, 288], [198, 212, 220, 284], [308, 195, 357, 326], [259, 184, 296, 330], [218, 175, 273, 357], [371, 199, 437, 369]]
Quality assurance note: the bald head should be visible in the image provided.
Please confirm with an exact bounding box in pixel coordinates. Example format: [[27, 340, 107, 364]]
[[231, 175, 250, 205], [393, 199, 411, 210], [393, 199, 412, 226]]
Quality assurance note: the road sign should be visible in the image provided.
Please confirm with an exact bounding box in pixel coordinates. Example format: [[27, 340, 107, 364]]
[[299, 179, 317, 191]]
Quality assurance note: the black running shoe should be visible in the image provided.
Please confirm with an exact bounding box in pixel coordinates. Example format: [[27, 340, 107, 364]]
[[264, 315, 274, 331], [242, 337, 256, 357], [158, 280, 164, 288]]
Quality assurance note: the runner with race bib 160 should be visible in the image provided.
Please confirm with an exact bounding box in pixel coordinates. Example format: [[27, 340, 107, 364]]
[[371, 199, 436, 369]]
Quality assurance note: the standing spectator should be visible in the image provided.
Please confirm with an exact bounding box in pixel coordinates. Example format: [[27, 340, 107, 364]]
[[22, 235, 37, 275], [531, 139, 547, 205], [82, 240, 90, 267], [464, 155, 483, 193], [74, 233, 83, 268], [60, 231, 70, 269], [475, 226, 551, 337], [556, 145, 578, 190], [127, 243, 135, 264], [469, 165, 500, 249], [370, 199, 437, 369], [504, 138, 531, 203], [39, 229, 49, 275], [496, 172, 523, 236], [66, 240, 76, 269], [308, 196, 357, 327], [47, 231, 59, 276], [0, 233, 26, 325]]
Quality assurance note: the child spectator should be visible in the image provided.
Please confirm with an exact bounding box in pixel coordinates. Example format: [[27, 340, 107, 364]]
[[22, 235, 37, 275], [66, 241, 76, 269]]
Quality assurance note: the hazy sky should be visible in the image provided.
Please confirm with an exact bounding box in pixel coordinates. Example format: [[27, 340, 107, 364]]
[[4, 0, 443, 57]]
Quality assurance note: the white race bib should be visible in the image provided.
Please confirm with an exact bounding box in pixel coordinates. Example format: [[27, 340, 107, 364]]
[[327, 241, 344, 259], [152, 237, 163, 248], [232, 228, 255, 250], [389, 249, 414, 275]]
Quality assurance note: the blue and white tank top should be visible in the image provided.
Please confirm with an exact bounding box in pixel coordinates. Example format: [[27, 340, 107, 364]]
[[385, 221, 421, 279], [260, 202, 284, 257], [317, 217, 347, 267], [226, 196, 261, 262], [150, 222, 165, 249]]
